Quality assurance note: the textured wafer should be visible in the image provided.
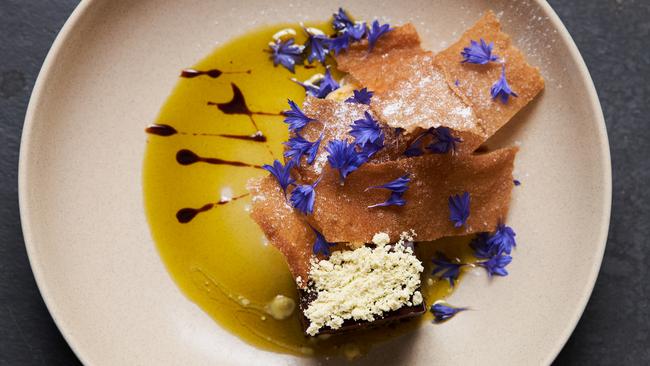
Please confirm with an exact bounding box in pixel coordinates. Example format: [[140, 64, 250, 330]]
[[335, 24, 484, 150], [292, 97, 407, 181], [335, 13, 544, 151], [248, 177, 314, 282], [334, 23, 425, 92], [434, 11, 545, 139], [306, 147, 518, 244]]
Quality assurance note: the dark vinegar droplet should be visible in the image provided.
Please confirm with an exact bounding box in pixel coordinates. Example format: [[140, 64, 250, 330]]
[[180, 68, 223, 79], [176, 203, 214, 223], [209, 83, 252, 115], [176, 149, 199, 165], [206, 69, 223, 78], [145, 124, 178, 136]]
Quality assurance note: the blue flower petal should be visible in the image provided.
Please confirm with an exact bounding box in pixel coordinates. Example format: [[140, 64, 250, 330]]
[[283, 99, 316, 132], [345, 88, 374, 105], [367, 20, 392, 51], [320, 68, 340, 93], [332, 8, 353, 32], [426, 127, 462, 154], [305, 34, 330, 64], [430, 302, 467, 323], [490, 64, 518, 103], [460, 38, 499, 64], [269, 38, 304, 73], [283, 134, 322, 165], [404, 131, 427, 156], [326, 139, 366, 183], [431, 252, 464, 287], [311, 226, 336, 257], [289, 177, 321, 214], [332, 8, 366, 41], [349, 111, 384, 147], [367, 174, 410, 193], [262, 160, 295, 196], [359, 141, 384, 159], [448, 191, 471, 228], [306, 135, 323, 165], [294, 68, 340, 99], [327, 33, 350, 55], [367, 191, 407, 208], [486, 223, 517, 255], [479, 254, 512, 277]]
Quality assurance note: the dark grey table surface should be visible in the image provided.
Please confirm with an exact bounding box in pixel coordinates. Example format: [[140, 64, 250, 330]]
[[1, 1, 648, 365]]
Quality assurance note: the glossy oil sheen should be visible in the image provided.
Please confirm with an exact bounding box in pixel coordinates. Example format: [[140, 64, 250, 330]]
[[143, 22, 477, 357]]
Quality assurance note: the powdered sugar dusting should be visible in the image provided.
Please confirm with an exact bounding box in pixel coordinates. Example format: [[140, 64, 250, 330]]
[[299, 98, 369, 175], [372, 55, 480, 134]]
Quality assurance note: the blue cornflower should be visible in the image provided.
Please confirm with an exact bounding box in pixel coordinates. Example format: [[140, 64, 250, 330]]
[[345, 87, 374, 105], [283, 99, 316, 132], [283, 134, 322, 165], [430, 302, 467, 323], [367, 20, 392, 51], [320, 68, 340, 92], [326, 139, 366, 183], [268, 38, 304, 73], [448, 192, 471, 228], [292, 78, 320, 97], [491, 64, 518, 103], [327, 33, 350, 55], [289, 177, 321, 214], [262, 159, 295, 196], [304, 31, 330, 64], [404, 131, 428, 157], [359, 141, 383, 159], [366, 175, 410, 193], [427, 127, 462, 154], [347, 22, 367, 41], [479, 254, 512, 277], [311, 226, 336, 257], [349, 111, 384, 149], [294, 68, 340, 98], [366, 175, 410, 208], [332, 8, 365, 41], [367, 192, 406, 208], [486, 223, 517, 255], [469, 232, 492, 259], [431, 252, 464, 287], [460, 38, 499, 64], [332, 8, 354, 32], [404, 143, 424, 157]]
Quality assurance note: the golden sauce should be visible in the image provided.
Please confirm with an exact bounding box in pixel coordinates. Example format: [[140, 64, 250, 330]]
[[143, 22, 477, 358]]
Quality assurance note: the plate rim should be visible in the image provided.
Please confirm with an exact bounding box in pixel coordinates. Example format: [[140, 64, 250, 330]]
[[17, 1, 612, 364]]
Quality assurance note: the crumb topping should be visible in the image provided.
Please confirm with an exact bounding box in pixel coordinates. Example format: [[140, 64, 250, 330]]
[[303, 232, 424, 335]]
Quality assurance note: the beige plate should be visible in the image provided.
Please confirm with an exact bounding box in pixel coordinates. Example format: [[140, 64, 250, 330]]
[[19, 0, 611, 365]]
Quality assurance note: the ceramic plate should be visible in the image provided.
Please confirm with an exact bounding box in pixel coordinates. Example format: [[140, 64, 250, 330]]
[[19, 0, 610, 364]]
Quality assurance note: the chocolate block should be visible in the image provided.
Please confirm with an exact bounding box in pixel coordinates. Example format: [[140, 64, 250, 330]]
[[298, 288, 427, 336], [298, 242, 427, 336]]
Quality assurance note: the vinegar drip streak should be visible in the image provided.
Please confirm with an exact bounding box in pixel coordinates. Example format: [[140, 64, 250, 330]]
[[145, 124, 267, 142], [176, 149, 263, 169], [206, 83, 280, 158], [180, 68, 252, 79], [176, 193, 250, 223], [145, 124, 177, 136], [207, 83, 282, 118]]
